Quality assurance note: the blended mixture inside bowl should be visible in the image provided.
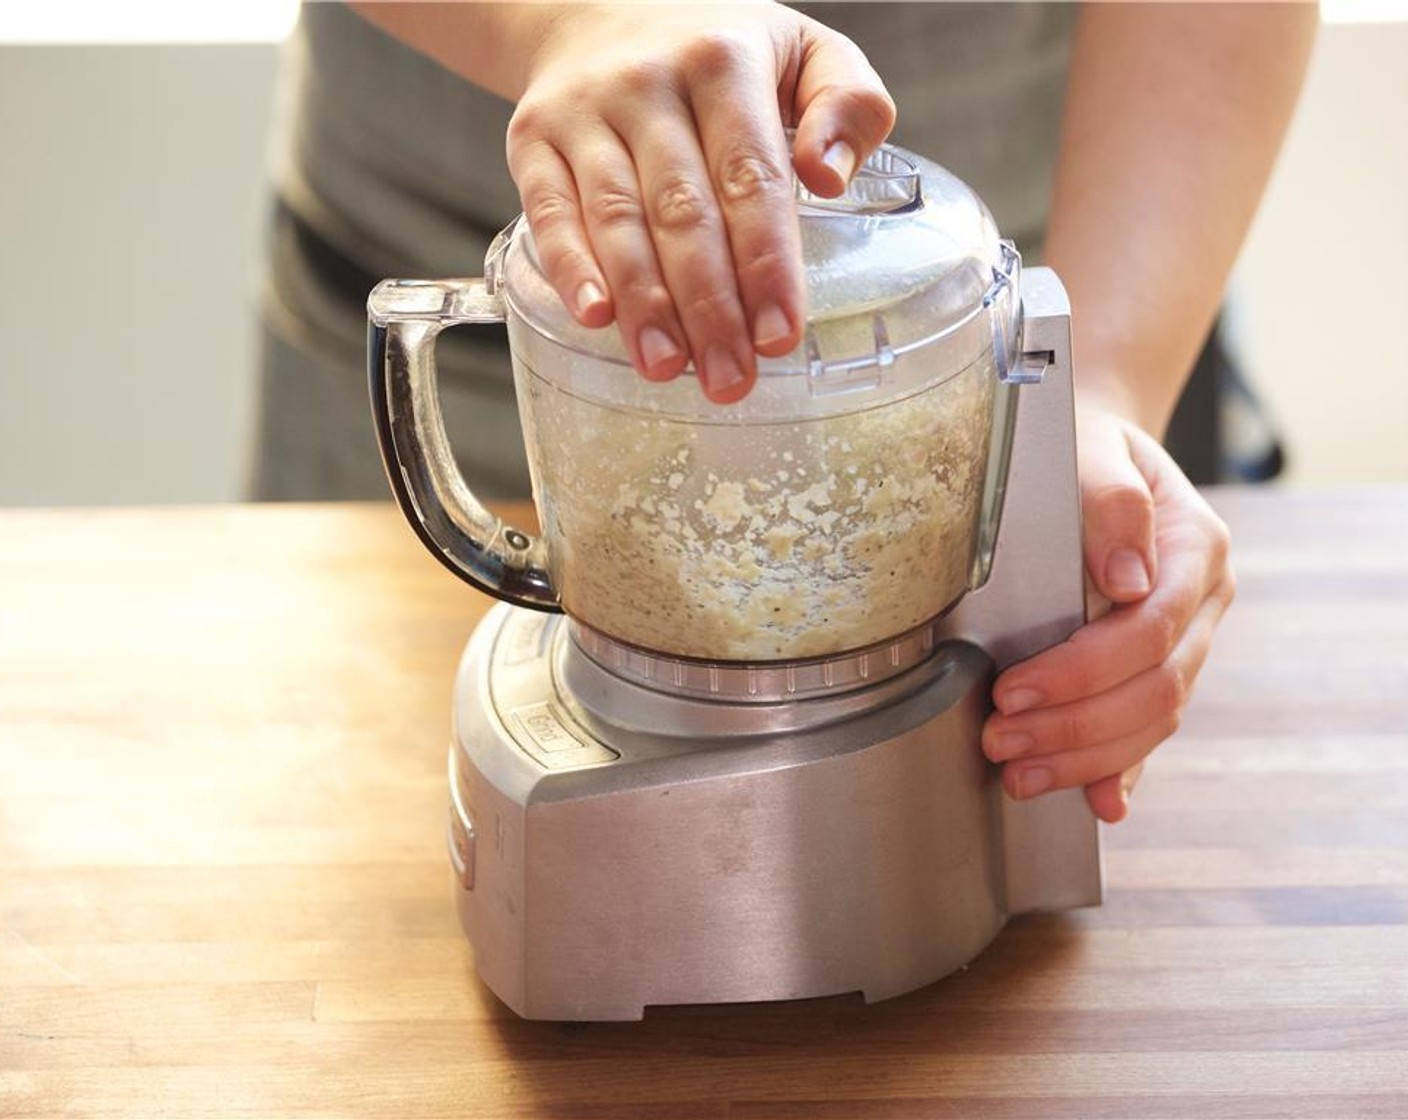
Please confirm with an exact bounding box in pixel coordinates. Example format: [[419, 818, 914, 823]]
[[517, 353, 996, 661]]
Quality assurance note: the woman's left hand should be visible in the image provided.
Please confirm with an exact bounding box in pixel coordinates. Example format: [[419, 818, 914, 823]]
[[981, 405, 1237, 823]]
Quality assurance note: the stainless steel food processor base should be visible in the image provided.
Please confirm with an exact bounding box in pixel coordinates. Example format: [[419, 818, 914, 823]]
[[448, 608, 1100, 1021]]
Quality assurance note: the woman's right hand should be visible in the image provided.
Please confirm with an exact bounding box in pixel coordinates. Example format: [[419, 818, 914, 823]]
[[506, 4, 895, 401]]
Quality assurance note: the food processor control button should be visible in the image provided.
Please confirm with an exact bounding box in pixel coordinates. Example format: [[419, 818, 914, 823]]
[[509, 701, 620, 770], [448, 805, 476, 891]]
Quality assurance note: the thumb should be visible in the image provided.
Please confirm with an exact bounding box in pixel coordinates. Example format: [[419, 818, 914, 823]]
[[787, 22, 896, 197], [1079, 411, 1157, 605]]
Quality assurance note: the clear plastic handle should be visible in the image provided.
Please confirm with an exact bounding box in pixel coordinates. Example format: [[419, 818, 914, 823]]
[[368, 276, 558, 612]]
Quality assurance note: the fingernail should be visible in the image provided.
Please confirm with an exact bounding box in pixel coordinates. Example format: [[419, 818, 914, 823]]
[[988, 731, 1035, 762], [703, 346, 747, 395], [998, 687, 1043, 716], [753, 303, 792, 350], [639, 326, 681, 372], [576, 280, 606, 317], [822, 140, 856, 184], [1106, 547, 1152, 598], [1015, 765, 1055, 800]]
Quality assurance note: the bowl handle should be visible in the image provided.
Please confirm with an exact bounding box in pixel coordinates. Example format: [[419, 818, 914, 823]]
[[368, 276, 558, 612]]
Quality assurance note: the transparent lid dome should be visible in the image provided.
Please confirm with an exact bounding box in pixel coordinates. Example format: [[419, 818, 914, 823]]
[[494, 142, 1011, 406]]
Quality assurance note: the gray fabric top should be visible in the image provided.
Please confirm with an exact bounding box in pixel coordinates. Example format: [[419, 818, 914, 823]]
[[273, 2, 1075, 281]]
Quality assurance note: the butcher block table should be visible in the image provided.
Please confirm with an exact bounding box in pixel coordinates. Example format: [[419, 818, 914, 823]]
[[2, 489, 1407, 1119]]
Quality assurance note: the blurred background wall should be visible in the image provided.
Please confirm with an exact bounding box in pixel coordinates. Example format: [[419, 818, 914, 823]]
[[1231, 16, 1408, 485], [1, 13, 1405, 506], [0, 43, 277, 505]]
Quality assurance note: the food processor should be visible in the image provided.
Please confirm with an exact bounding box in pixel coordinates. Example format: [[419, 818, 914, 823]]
[[369, 143, 1102, 1021]]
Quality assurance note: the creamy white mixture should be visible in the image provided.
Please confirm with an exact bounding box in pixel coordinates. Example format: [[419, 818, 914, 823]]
[[518, 358, 994, 660]]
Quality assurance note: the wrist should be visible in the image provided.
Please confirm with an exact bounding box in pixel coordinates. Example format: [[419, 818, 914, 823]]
[[350, 2, 587, 102], [516, 5, 599, 90], [1073, 370, 1170, 439]]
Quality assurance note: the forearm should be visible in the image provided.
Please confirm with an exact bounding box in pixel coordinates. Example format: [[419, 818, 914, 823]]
[[1045, 3, 1316, 436], [349, 2, 575, 99]]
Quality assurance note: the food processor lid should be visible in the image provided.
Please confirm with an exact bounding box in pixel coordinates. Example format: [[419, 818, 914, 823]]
[[493, 142, 1009, 376]]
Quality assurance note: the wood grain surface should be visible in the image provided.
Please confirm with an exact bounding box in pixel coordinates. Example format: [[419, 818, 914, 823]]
[[2, 491, 1406, 1120]]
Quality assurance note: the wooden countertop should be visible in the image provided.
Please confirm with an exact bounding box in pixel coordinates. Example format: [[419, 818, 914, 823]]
[[2, 490, 1406, 1119]]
